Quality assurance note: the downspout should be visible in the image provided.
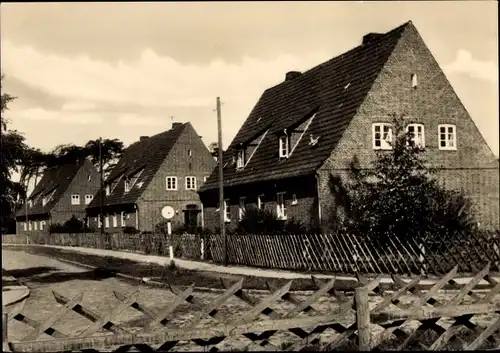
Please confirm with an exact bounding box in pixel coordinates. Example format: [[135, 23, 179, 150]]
[[315, 172, 322, 228]]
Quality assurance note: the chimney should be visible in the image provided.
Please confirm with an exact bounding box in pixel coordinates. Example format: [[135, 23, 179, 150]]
[[285, 71, 302, 82], [362, 33, 383, 45], [140, 136, 149, 141], [172, 122, 183, 129]]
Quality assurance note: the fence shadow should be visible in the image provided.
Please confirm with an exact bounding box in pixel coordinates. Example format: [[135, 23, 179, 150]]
[[3, 266, 58, 280], [25, 268, 117, 284]]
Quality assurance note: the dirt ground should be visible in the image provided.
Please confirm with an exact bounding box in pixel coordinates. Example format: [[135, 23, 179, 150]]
[[3, 248, 499, 351]]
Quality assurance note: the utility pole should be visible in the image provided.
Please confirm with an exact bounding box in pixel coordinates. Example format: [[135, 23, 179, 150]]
[[99, 137, 105, 236], [216, 97, 227, 266], [25, 197, 29, 244]]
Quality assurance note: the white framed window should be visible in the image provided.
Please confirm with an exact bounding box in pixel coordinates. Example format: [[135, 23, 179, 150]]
[[166, 176, 178, 190], [185, 176, 197, 190], [105, 216, 109, 228], [71, 194, 80, 205], [236, 149, 245, 168], [34, 221, 38, 231], [291, 194, 298, 205], [279, 136, 290, 158], [224, 200, 231, 222], [372, 123, 393, 150], [23, 222, 27, 231], [87, 175, 92, 181], [276, 192, 287, 220], [105, 185, 111, 196], [188, 149, 192, 157], [97, 215, 102, 228], [438, 124, 457, 150], [124, 179, 131, 192], [203, 176, 208, 183], [121, 212, 126, 227], [85, 194, 94, 205], [40, 221, 46, 230], [112, 214, 118, 227], [28, 221, 32, 231], [238, 197, 246, 221], [257, 194, 265, 210], [42, 196, 48, 206], [28, 200, 33, 208], [407, 123, 425, 147]]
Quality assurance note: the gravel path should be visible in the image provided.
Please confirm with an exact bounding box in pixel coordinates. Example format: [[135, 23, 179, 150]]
[[3, 249, 498, 351]]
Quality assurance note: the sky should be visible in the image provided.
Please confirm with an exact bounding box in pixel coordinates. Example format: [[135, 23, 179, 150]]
[[1, 1, 498, 161]]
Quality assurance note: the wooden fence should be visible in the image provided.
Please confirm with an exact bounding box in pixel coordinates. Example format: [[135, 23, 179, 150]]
[[3, 265, 500, 352], [3, 230, 500, 275]]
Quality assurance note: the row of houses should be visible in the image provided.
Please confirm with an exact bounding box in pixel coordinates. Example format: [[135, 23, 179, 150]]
[[15, 21, 500, 235]]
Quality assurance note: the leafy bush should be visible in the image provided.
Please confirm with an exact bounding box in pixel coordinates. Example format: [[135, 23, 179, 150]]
[[49, 216, 94, 234], [330, 113, 480, 244], [234, 206, 308, 235]]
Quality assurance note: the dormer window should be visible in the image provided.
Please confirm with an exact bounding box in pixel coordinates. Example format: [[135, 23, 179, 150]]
[[279, 136, 290, 158], [105, 185, 111, 196], [372, 123, 393, 150], [28, 200, 33, 208], [42, 196, 48, 206], [124, 179, 131, 192], [236, 149, 245, 169]]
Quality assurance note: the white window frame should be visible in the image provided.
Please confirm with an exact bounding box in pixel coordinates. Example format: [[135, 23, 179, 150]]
[[238, 197, 246, 221], [188, 149, 192, 157], [97, 215, 102, 228], [185, 176, 197, 190], [121, 212, 126, 227], [276, 192, 287, 220], [124, 179, 131, 192], [203, 176, 208, 183], [105, 185, 111, 196], [224, 199, 231, 223], [71, 194, 80, 205], [438, 124, 457, 150], [166, 176, 178, 190], [372, 123, 393, 150], [40, 220, 46, 230], [112, 214, 118, 227], [236, 149, 245, 168], [87, 175, 92, 181], [28, 221, 32, 231], [279, 136, 290, 158], [42, 196, 48, 206], [23, 222, 27, 231], [85, 194, 94, 205], [411, 73, 418, 88], [257, 194, 265, 210], [291, 194, 298, 205], [104, 216, 110, 228], [406, 123, 425, 148], [28, 200, 33, 208], [34, 221, 38, 231]]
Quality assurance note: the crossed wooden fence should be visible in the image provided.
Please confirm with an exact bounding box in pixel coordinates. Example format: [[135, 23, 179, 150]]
[[3, 264, 500, 352]]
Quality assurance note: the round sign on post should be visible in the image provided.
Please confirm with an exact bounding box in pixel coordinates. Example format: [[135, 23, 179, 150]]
[[161, 206, 175, 220]]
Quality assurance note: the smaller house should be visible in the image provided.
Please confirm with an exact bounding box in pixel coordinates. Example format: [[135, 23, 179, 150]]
[[86, 122, 216, 233], [15, 158, 100, 234]]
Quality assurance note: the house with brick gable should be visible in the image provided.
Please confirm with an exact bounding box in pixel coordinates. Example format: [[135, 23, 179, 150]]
[[86, 122, 216, 233], [15, 158, 101, 235], [198, 21, 500, 232]]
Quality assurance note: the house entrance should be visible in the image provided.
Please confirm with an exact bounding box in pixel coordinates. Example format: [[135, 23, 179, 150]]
[[183, 204, 200, 230]]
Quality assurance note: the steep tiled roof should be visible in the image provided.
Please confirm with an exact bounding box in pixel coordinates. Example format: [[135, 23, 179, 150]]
[[86, 122, 187, 209], [15, 159, 86, 218], [200, 21, 410, 191]]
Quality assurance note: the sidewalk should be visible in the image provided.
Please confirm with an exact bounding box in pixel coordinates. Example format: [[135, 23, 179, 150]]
[[2, 273, 30, 308], [5, 243, 499, 286]]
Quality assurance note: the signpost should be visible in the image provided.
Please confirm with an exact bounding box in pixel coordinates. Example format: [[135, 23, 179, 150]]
[[161, 206, 175, 260]]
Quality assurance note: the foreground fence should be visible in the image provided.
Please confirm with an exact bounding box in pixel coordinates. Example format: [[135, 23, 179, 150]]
[[3, 230, 500, 275], [3, 265, 500, 352]]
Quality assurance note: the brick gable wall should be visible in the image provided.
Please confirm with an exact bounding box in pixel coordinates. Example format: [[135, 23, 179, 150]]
[[137, 125, 217, 232], [318, 24, 499, 230]]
